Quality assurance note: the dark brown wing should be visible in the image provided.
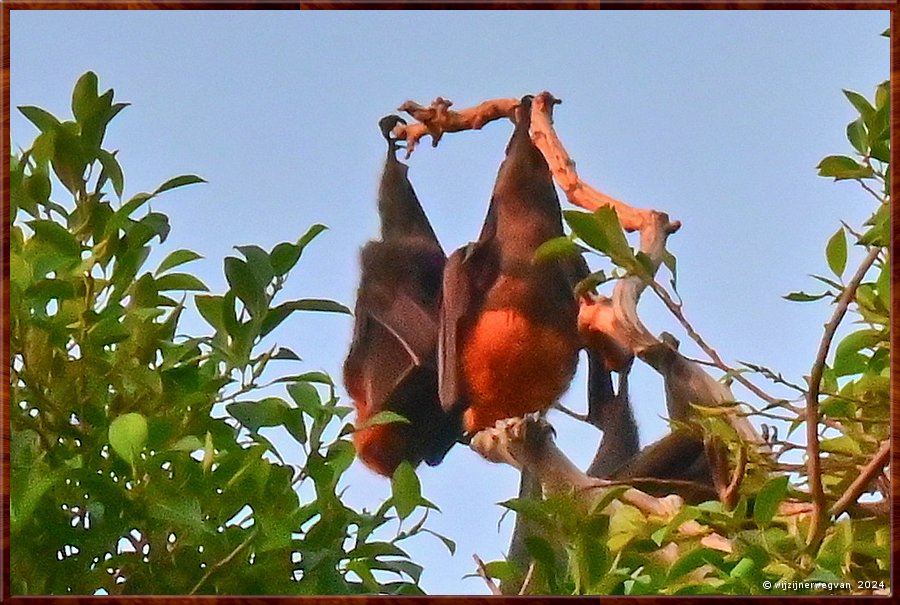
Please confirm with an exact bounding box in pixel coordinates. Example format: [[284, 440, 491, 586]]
[[344, 242, 444, 415], [437, 236, 499, 415], [367, 287, 438, 367]]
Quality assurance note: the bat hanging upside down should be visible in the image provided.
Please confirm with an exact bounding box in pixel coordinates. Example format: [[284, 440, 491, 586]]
[[439, 96, 585, 434], [343, 115, 461, 476]]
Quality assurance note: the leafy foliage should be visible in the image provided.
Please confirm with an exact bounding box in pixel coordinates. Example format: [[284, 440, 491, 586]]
[[10, 72, 450, 595]]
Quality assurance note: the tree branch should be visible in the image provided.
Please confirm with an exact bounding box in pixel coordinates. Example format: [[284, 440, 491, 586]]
[[472, 554, 502, 595], [805, 246, 880, 550], [189, 528, 258, 595], [394, 97, 518, 157], [829, 440, 891, 519]]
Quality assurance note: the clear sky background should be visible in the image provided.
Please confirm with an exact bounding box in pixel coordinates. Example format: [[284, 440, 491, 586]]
[[10, 9, 888, 595]]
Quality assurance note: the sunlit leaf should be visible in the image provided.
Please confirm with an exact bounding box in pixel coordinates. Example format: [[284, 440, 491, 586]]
[[156, 249, 203, 274], [391, 462, 421, 521], [753, 475, 789, 526], [825, 227, 847, 278], [154, 174, 206, 195], [108, 413, 148, 465]]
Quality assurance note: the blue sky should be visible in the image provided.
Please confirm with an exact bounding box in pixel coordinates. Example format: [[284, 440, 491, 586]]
[[10, 9, 888, 595]]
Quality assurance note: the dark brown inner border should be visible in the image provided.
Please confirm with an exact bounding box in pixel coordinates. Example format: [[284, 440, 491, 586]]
[[1, 2, 896, 603]]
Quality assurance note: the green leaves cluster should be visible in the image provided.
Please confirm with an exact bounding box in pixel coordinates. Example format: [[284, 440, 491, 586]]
[[480, 475, 854, 596], [484, 469, 886, 596], [817, 83, 890, 187], [10, 72, 447, 596]]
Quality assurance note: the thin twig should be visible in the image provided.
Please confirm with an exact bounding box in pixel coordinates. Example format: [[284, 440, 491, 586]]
[[472, 554, 502, 595], [805, 247, 880, 550], [829, 440, 891, 519], [518, 561, 536, 595], [723, 446, 747, 510], [857, 179, 885, 204], [189, 528, 258, 595], [648, 280, 783, 406]]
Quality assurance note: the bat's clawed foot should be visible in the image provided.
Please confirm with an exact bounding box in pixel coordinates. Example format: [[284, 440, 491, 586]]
[[470, 414, 556, 469]]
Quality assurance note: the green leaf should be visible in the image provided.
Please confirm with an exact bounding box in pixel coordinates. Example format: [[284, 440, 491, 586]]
[[106, 192, 155, 236], [108, 412, 149, 465], [297, 222, 328, 252], [26, 219, 82, 258], [729, 557, 754, 579], [135, 212, 171, 245], [474, 560, 514, 582], [226, 397, 290, 432], [564, 210, 610, 252], [154, 174, 206, 195], [574, 270, 609, 296], [50, 121, 88, 193], [10, 464, 65, 536], [287, 384, 323, 422], [348, 541, 410, 560], [391, 462, 421, 521], [87, 315, 132, 347], [71, 71, 99, 122], [753, 475, 789, 526], [358, 410, 410, 429], [534, 236, 581, 263], [283, 408, 307, 445], [97, 149, 124, 199], [272, 347, 302, 361], [875, 261, 889, 311], [155, 272, 208, 292], [846, 118, 868, 155], [816, 521, 852, 572], [18, 105, 62, 133], [260, 298, 350, 340], [783, 291, 828, 303], [195, 294, 225, 332], [870, 139, 890, 163], [525, 535, 559, 590], [668, 547, 724, 582], [594, 205, 635, 266], [148, 496, 207, 534], [267, 226, 327, 281], [281, 298, 351, 315], [635, 251, 656, 278], [820, 435, 862, 456], [875, 80, 889, 110], [421, 528, 456, 555], [224, 256, 265, 317], [825, 227, 847, 278], [170, 435, 204, 452], [156, 249, 203, 274], [270, 242, 301, 276], [10, 254, 32, 291], [24, 167, 51, 208], [835, 328, 883, 361], [816, 155, 874, 180], [843, 89, 875, 124], [833, 328, 882, 377], [235, 244, 274, 287], [31, 130, 55, 163]]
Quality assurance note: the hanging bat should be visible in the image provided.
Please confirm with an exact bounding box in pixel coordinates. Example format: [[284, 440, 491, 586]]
[[343, 116, 460, 476], [438, 96, 582, 434]]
